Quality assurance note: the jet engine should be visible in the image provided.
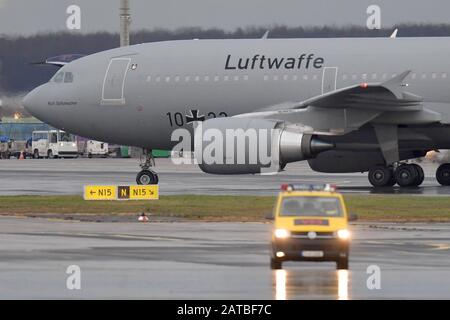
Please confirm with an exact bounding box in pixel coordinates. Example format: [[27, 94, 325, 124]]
[[194, 117, 334, 174]]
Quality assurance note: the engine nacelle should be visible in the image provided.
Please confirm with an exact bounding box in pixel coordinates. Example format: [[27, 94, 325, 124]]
[[194, 117, 334, 174]]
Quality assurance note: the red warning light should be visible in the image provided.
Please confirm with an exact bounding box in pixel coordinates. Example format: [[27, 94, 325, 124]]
[[360, 83, 369, 89]]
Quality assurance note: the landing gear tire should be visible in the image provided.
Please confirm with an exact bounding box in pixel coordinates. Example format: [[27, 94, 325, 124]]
[[411, 164, 425, 186], [47, 150, 54, 159], [336, 257, 349, 270], [33, 149, 40, 159], [436, 163, 450, 186], [136, 170, 159, 185], [270, 258, 282, 270], [394, 164, 419, 187], [368, 166, 395, 187]]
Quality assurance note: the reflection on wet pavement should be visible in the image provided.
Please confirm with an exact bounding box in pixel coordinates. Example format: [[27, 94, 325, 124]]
[[273, 269, 349, 300]]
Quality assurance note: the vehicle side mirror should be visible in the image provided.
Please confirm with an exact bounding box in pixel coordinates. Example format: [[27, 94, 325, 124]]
[[348, 214, 358, 222], [265, 213, 274, 220]]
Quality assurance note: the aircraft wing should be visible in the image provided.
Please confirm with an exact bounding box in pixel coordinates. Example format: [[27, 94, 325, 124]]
[[30, 54, 85, 68], [233, 71, 444, 135], [293, 71, 422, 111]]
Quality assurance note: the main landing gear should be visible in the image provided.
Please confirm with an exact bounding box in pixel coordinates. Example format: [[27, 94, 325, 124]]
[[368, 163, 425, 187], [136, 149, 159, 185]]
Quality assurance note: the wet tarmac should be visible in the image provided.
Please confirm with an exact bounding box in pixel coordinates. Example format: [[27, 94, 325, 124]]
[[0, 217, 449, 299], [0, 158, 449, 196]]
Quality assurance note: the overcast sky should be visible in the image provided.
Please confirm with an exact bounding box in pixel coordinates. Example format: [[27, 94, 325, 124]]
[[0, 0, 449, 36]]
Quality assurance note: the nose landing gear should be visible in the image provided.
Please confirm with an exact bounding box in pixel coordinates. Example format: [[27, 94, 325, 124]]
[[136, 149, 159, 185]]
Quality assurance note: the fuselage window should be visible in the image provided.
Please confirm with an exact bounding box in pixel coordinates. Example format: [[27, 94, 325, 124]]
[[224, 75, 230, 82], [175, 75, 180, 82], [204, 75, 210, 82], [214, 75, 220, 82], [361, 74, 367, 80], [411, 73, 417, 80], [342, 74, 348, 80], [184, 76, 190, 82], [146, 76, 152, 82], [273, 75, 279, 81], [283, 75, 289, 81], [263, 75, 269, 81], [381, 73, 387, 80], [165, 76, 171, 83], [302, 75, 308, 80], [292, 75, 298, 81], [194, 76, 200, 82], [312, 74, 318, 80], [155, 76, 161, 82], [64, 72, 74, 83], [243, 75, 249, 81], [351, 74, 357, 80], [421, 73, 427, 79], [442, 73, 448, 79], [432, 73, 437, 79], [371, 73, 377, 80]]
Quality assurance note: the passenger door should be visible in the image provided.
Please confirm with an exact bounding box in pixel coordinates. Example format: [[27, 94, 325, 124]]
[[101, 58, 131, 105], [322, 67, 338, 94]]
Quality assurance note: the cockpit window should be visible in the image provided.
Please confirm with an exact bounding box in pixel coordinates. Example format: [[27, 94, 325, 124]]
[[52, 72, 64, 83], [64, 72, 74, 83]]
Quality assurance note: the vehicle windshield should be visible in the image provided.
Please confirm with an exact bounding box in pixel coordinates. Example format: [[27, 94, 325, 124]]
[[279, 196, 343, 217], [58, 132, 75, 142]]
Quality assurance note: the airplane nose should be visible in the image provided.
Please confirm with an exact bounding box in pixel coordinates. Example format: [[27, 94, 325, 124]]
[[23, 87, 44, 118]]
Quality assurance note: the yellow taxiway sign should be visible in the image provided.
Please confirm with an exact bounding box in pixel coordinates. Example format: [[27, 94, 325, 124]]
[[84, 185, 159, 200]]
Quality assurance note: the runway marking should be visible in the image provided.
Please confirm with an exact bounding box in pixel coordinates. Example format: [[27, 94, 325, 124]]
[[112, 234, 182, 242]]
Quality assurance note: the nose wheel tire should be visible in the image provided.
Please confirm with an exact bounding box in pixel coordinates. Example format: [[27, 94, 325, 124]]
[[270, 258, 282, 270], [368, 166, 395, 187], [136, 170, 159, 185], [436, 163, 450, 186], [394, 164, 420, 187], [336, 257, 349, 270]]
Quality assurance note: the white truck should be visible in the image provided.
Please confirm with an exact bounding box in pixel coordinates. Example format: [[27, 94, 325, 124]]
[[32, 130, 78, 158], [86, 140, 108, 158]]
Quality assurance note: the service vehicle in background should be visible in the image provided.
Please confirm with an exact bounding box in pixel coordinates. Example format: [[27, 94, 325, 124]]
[[0, 137, 31, 159], [32, 130, 78, 158], [86, 140, 109, 158], [270, 184, 356, 270]]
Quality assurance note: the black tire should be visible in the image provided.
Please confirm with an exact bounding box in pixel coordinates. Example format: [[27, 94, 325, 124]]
[[368, 166, 394, 187], [136, 170, 159, 185], [436, 163, 450, 186], [395, 164, 419, 187], [88, 153, 93, 159], [411, 164, 425, 186], [47, 150, 54, 159], [270, 258, 282, 270], [336, 257, 349, 270]]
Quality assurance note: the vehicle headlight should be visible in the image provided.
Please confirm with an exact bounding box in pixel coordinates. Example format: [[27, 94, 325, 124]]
[[60, 142, 64, 146], [72, 143, 76, 147], [337, 229, 350, 240], [274, 229, 291, 239]]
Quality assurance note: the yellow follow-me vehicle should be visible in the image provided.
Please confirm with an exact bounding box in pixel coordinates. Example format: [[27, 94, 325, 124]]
[[269, 184, 357, 270]]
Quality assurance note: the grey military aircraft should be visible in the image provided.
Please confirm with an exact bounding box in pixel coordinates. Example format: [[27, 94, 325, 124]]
[[23, 37, 450, 187]]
